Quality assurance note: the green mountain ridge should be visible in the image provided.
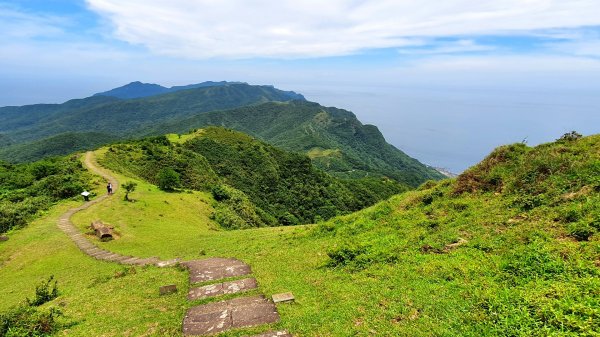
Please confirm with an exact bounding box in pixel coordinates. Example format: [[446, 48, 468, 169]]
[[100, 127, 408, 228], [0, 83, 301, 144], [0, 83, 443, 186], [92, 80, 283, 99]]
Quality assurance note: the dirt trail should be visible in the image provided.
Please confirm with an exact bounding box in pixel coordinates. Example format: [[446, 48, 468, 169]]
[[56, 151, 178, 267]]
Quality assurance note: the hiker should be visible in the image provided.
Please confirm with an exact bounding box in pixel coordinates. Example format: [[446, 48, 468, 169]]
[[107, 182, 113, 195]]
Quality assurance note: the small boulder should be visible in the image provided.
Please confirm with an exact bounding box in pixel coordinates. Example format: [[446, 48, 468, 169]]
[[0, 235, 8, 242]]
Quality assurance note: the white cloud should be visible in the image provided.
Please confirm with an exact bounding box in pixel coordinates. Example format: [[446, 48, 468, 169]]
[[86, 0, 600, 59]]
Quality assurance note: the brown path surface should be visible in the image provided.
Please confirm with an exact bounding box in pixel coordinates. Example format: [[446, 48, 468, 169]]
[[56, 151, 179, 267]]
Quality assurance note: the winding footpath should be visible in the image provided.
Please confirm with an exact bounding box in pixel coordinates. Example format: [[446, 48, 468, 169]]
[[57, 151, 290, 336], [57, 152, 178, 267]]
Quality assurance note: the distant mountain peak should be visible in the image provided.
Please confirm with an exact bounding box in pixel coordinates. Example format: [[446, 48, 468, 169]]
[[93, 80, 260, 100], [93, 81, 305, 101]]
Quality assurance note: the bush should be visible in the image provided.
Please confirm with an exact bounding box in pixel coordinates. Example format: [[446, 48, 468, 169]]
[[568, 222, 596, 241], [156, 168, 181, 191], [557, 131, 582, 142], [211, 185, 231, 201], [0, 276, 63, 336], [0, 305, 63, 337], [326, 242, 368, 268], [27, 276, 59, 307]]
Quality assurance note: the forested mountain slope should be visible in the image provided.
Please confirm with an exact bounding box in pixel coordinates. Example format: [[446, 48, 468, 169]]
[[100, 127, 407, 228], [147, 100, 444, 186]]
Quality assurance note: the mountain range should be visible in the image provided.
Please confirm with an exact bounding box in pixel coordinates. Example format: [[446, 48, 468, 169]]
[[0, 81, 443, 186]]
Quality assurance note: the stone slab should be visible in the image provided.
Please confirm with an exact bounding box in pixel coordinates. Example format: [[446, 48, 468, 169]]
[[247, 331, 292, 337], [188, 278, 257, 300], [156, 258, 181, 268], [160, 284, 178, 295], [184, 258, 251, 284], [272, 292, 295, 304], [183, 295, 279, 336]]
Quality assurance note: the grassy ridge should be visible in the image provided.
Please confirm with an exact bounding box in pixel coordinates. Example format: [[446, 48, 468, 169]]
[[1, 134, 598, 336], [99, 128, 407, 228], [76, 133, 600, 335]]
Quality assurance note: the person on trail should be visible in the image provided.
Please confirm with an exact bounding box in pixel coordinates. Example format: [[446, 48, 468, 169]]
[[107, 182, 113, 195]]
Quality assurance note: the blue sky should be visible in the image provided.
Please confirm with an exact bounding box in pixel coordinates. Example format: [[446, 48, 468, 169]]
[[1, 0, 600, 172]]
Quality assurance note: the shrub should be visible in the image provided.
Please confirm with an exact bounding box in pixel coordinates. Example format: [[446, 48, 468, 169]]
[[27, 276, 59, 307], [0, 276, 63, 336], [211, 185, 231, 201], [568, 222, 596, 241], [326, 242, 368, 268], [156, 168, 181, 191], [557, 131, 582, 142], [0, 305, 63, 337]]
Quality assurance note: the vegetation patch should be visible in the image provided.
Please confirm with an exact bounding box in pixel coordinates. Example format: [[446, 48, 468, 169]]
[[0, 156, 92, 233]]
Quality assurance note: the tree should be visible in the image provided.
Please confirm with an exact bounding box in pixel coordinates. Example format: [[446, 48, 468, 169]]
[[122, 181, 137, 201], [157, 168, 181, 191]]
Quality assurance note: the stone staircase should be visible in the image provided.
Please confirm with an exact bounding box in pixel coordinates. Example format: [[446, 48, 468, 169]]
[[182, 258, 291, 336]]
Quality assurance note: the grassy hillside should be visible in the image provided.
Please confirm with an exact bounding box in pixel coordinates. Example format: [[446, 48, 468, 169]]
[[70, 132, 599, 336], [312, 132, 600, 335], [100, 128, 407, 228], [1, 133, 598, 336], [147, 100, 444, 186]]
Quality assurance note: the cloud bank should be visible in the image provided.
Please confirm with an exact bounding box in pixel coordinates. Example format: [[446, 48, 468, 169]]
[[86, 0, 600, 58]]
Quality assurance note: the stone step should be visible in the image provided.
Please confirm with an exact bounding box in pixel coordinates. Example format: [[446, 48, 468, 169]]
[[156, 258, 181, 268], [184, 258, 251, 284], [188, 278, 257, 301], [183, 295, 279, 336], [134, 257, 160, 266], [121, 257, 140, 264]]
